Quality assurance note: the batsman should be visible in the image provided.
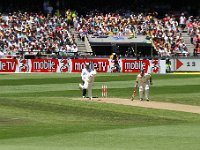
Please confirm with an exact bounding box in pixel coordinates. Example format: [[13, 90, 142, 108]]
[[79, 62, 97, 100], [132, 69, 153, 101]]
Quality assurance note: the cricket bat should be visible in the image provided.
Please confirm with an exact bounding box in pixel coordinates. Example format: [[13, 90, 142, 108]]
[[131, 87, 137, 101]]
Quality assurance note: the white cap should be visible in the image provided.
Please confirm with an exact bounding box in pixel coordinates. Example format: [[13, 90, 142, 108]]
[[85, 62, 90, 66]]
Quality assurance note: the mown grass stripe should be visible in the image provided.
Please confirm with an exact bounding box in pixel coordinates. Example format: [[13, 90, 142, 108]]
[[0, 75, 200, 95], [0, 84, 199, 97], [2, 73, 198, 80], [1, 124, 200, 150], [0, 78, 82, 86]]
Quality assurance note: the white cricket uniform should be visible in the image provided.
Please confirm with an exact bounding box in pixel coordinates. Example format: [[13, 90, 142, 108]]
[[80, 69, 96, 99], [136, 73, 151, 100], [81, 68, 90, 82]]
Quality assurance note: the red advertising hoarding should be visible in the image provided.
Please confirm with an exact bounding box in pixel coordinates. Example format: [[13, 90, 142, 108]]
[[0, 59, 18, 72], [31, 59, 59, 72], [0, 58, 166, 73], [18, 59, 30, 72], [59, 59, 69, 72], [71, 59, 109, 72], [122, 59, 150, 73]]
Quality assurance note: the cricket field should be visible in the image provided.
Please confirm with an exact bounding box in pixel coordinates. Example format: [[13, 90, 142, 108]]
[[0, 73, 200, 150]]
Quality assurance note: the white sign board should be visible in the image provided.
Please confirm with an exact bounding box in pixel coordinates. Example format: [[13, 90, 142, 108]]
[[175, 59, 200, 71]]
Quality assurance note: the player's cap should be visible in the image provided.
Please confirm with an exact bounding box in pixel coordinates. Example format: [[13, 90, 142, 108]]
[[85, 62, 90, 66]]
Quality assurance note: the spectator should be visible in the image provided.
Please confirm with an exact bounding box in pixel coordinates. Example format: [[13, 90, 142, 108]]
[[179, 13, 186, 32], [0, 50, 4, 58]]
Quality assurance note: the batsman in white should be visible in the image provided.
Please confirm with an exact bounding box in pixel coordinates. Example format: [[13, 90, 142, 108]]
[[80, 62, 90, 98], [79, 62, 97, 100], [135, 69, 152, 101]]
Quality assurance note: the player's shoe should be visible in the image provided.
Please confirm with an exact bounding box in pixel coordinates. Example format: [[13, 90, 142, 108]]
[[146, 98, 150, 101], [140, 98, 143, 101]]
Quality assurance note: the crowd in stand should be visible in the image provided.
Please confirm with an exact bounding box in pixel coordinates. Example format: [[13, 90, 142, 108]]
[[153, 13, 200, 57], [75, 12, 138, 38], [0, 8, 199, 58], [0, 11, 77, 58], [187, 16, 200, 55], [149, 13, 189, 57], [74, 11, 161, 41], [75, 11, 200, 57]]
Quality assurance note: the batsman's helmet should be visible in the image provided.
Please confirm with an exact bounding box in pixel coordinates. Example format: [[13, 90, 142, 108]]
[[140, 69, 145, 74]]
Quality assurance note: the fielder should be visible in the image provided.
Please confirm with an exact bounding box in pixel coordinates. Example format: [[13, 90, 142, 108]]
[[135, 69, 152, 101], [79, 63, 97, 100]]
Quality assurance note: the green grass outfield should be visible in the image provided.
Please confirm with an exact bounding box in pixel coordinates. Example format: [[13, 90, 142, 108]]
[[0, 73, 200, 150]]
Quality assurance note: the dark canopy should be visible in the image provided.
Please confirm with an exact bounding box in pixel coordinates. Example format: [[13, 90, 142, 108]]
[[0, 0, 199, 16]]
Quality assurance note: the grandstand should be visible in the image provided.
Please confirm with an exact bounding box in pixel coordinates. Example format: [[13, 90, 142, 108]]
[[0, 0, 199, 58]]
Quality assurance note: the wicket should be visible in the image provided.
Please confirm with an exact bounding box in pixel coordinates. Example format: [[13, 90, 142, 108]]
[[102, 85, 108, 97]]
